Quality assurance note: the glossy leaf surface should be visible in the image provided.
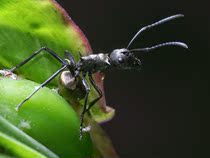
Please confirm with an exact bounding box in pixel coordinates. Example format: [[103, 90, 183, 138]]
[[0, 77, 92, 158]]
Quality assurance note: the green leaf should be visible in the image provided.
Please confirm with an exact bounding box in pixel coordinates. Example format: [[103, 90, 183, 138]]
[[0, 0, 91, 86], [0, 131, 47, 158], [0, 115, 59, 158], [0, 153, 14, 158], [87, 118, 120, 158], [0, 77, 93, 158], [0, 0, 115, 124], [0, 0, 118, 156]]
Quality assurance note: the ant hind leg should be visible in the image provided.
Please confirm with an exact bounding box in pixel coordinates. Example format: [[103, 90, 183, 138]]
[[86, 72, 102, 112], [9, 47, 65, 72], [80, 72, 90, 139]]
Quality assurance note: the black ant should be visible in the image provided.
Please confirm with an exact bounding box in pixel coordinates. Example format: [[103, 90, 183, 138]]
[[2, 14, 188, 139]]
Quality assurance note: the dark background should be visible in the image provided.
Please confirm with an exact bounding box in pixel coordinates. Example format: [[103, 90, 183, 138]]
[[57, 0, 208, 157]]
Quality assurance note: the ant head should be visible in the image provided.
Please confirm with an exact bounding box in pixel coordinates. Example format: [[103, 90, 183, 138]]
[[109, 14, 188, 70], [109, 48, 141, 70]]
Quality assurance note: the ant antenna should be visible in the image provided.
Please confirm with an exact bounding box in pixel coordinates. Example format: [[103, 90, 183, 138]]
[[127, 14, 184, 49], [130, 41, 188, 52]]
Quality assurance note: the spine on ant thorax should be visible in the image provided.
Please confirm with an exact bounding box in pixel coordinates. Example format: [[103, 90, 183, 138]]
[[77, 53, 110, 73]]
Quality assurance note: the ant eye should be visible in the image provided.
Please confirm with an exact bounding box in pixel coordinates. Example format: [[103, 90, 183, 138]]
[[118, 57, 124, 64], [123, 51, 129, 56]]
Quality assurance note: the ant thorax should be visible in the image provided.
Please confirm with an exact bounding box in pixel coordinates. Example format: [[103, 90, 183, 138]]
[[78, 53, 110, 73]]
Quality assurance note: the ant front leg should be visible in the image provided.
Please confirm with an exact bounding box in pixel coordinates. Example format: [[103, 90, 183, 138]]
[[16, 65, 67, 110], [80, 72, 90, 139]]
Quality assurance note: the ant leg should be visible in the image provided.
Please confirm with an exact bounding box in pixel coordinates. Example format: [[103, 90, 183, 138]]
[[80, 72, 90, 139], [9, 47, 65, 72], [64, 51, 76, 75], [64, 51, 76, 66], [16, 65, 67, 111], [85, 72, 102, 112]]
